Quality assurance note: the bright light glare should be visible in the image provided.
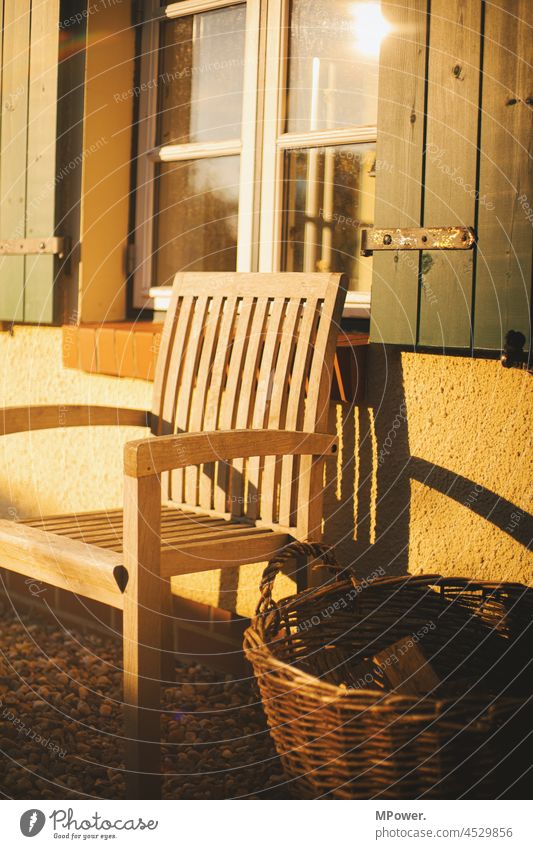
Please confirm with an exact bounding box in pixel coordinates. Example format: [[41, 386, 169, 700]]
[[352, 3, 392, 58]]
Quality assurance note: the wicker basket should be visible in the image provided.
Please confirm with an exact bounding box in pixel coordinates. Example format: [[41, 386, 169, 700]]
[[243, 543, 533, 799]]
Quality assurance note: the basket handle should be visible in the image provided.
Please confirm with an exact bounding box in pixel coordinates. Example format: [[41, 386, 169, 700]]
[[256, 541, 339, 617]]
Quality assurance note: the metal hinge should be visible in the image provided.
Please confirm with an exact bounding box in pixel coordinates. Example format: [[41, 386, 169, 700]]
[[360, 226, 476, 257], [0, 237, 67, 258]]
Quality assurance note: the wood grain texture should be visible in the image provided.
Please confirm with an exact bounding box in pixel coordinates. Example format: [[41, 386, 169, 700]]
[[125, 429, 338, 478], [260, 299, 302, 525], [474, 0, 533, 349], [419, 0, 482, 347], [168, 271, 342, 299], [22, 504, 292, 578], [374, 636, 441, 696], [0, 0, 30, 321], [228, 296, 269, 516], [300, 275, 347, 539], [150, 272, 345, 537], [370, 0, 428, 345], [24, 0, 60, 322], [197, 295, 238, 512], [1, 405, 150, 435], [122, 473, 163, 799], [161, 530, 292, 577], [0, 519, 124, 608]]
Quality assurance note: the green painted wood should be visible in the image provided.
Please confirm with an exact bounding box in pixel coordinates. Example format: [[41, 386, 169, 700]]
[[418, 0, 482, 348], [0, 3, 4, 162], [474, 0, 533, 351], [24, 0, 61, 323], [370, 0, 428, 346], [0, 0, 31, 321]]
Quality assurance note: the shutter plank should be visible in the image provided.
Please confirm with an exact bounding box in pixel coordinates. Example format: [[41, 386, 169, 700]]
[[0, 3, 4, 145], [370, 0, 428, 345], [419, 0, 482, 348], [0, 0, 31, 321], [24, 0, 61, 323], [474, 0, 533, 351]]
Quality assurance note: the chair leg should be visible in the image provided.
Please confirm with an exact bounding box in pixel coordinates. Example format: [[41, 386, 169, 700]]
[[294, 551, 310, 593], [123, 474, 163, 799], [161, 579, 175, 686]]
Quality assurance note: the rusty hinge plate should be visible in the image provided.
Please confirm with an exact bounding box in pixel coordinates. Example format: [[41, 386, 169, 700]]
[[0, 237, 67, 258], [360, 227, 476, 256]]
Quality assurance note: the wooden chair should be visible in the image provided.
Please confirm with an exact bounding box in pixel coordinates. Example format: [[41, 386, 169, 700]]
[[0, 272, 346, 797]]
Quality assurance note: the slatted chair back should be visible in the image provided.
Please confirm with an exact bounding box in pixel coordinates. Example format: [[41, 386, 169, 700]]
[[151, 272, 346, 540]]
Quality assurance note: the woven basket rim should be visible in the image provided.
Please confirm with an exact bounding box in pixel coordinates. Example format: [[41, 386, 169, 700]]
[[244, 574, 532, 707], [243, 632, 524, 709]]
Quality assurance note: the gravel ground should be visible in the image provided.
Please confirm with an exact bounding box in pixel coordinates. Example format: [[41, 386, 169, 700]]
[[0, 606, 287, 799]]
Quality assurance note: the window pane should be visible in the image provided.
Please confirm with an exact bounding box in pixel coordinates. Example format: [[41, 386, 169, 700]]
[[281, 144, 375, 292], [286, 0, 385, 132], [154, 156, 240, 285], [157, 5, 246, 145]]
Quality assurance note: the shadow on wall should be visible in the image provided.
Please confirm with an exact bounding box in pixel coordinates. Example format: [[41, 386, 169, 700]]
[[323, 344, 532, 581], [323, 343, 411, 576]]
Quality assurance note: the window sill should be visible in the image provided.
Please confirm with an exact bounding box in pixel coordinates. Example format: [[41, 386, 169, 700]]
[[62, 322, 368, 402]]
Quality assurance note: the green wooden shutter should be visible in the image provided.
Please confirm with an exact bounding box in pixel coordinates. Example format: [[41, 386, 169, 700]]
[[0, 0, 32, 322], [370, 0, 532, 353], [474, 0, 532, 350], [0, 0, 84, 324], [24, 0, 61, 322]]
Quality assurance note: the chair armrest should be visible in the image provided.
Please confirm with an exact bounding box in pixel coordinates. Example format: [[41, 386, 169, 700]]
[[124, 429, 338, 478], [1, 405, 150, 435]]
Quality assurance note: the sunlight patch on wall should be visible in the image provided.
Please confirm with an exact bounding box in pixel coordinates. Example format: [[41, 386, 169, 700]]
[[368, 407, 378, 545]]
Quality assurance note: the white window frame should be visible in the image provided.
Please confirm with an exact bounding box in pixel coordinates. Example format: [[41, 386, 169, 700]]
[[139, 0, 376, 318], [134, 0, 261, 308], [258, 0, 376, 318]]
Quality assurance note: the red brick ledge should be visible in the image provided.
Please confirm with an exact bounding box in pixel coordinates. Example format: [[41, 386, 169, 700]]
[[62, 322, 163, 381]]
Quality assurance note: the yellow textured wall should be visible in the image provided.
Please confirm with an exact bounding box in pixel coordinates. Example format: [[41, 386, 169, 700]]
[[0, 327, 151, 518], [325, 345, 532, 589], [1, 330, 531, 617]]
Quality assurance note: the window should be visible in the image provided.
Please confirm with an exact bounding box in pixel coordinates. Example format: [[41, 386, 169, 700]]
[[134, 0, 385, 315], [262, 0, 380, 305], [134, 0, 259, 306]]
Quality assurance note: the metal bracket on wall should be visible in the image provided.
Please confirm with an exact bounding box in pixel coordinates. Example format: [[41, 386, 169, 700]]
[[501, 330, 531, 371], [360, 227, 476, 256], [0, 237, 67, 259]]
